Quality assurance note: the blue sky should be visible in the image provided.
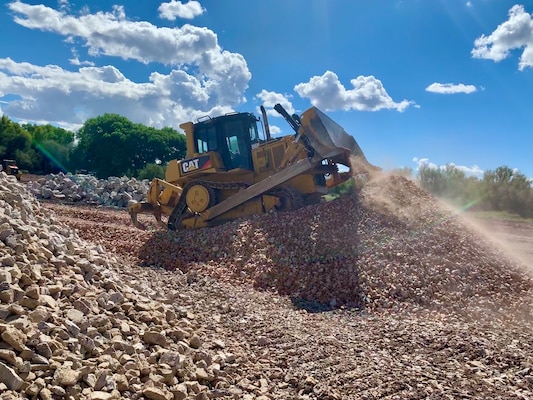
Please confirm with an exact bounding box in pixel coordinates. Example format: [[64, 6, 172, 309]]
[[1, 1, 532, 178]]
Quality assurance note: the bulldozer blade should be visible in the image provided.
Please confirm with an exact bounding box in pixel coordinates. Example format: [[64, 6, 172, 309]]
[[300, 107, 369, 165]]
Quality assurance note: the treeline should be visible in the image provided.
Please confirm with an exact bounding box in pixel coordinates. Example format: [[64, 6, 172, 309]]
[[417, 164, 533, 218], [0, 114, 186, 179]]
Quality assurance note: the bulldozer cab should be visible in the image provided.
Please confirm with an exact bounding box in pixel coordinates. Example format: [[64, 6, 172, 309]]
[[193, 113, 261, 171]]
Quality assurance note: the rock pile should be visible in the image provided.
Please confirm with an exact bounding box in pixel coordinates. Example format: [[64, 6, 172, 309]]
[[25, 173, 148, 208], [137, 175, 533, 314], [26, 172, 533, 399], [0, 173, 253, 399]]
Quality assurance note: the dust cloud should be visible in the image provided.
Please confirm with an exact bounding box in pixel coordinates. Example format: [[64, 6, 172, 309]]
[[438, 199, 533, 275], [359, 168, 533, 275]]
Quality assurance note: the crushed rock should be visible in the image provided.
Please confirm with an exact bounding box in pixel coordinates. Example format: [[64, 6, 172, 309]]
[[4, 171, 533, 399]]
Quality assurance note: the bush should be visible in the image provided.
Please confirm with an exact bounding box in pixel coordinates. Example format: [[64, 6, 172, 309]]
[[330, 177, 357, 195], [137, 163, 165, 180]]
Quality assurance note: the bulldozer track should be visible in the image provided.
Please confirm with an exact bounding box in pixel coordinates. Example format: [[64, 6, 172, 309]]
[[168, 179, 250, 230], [167, 180, 306, 230], [268, 186, 305, 211]]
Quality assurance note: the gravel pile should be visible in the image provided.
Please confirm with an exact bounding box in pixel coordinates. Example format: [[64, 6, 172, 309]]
[[31, 172, 533, 399], [5, 170, 533, 398], [136, 175, 533, 314], [0, 173, 261, 399], [25, 173, 148, 208]]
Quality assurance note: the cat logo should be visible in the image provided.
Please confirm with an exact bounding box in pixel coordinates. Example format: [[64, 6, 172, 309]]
[[181, 158, 200, 173], [180, 155, 211, 175]]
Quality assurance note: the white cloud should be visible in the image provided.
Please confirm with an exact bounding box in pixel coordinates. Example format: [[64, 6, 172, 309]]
[[158, 0, 205, 20], [472, 5, 533, 70], [450, 163, 484, 177], [294, 71, 415, 112], [254, 90, 295, 117], [425, 82, 478, 94], [413, 157, 438, 170], [58, 0, 69, 12], [413, 157, 484, 178], [0, 57, 236, 129], [7, 1, 250, 97], [69, 48, 94, 66], [8, 2, 205, 64], [466, 1, 473, 8], [2, 2, 251, 128], [268, 125, 282, 136]]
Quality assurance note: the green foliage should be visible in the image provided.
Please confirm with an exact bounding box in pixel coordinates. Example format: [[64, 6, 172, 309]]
[[418, 164, 480, 206], [24, 123, 75, 174], [417, 164, 533, 218], [329, 178, 357, 195], [0, 113, 186, 178], [23, 123, 74, 146], [137, 163, 166, 180], [0, 116, 77, 173], [481, 166, 532, 218], [0, 115, 32, 168], [74, 114, 186, 178]]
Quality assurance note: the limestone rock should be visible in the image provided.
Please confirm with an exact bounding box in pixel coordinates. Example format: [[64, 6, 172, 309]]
[[0, 361, 24, 391]]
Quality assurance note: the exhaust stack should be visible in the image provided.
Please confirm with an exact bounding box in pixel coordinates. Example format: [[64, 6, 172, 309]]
[[260, 105, 272, 141]]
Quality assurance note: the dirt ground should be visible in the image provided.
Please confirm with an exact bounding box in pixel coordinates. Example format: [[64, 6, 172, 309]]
[[467, 216, 533, 271]]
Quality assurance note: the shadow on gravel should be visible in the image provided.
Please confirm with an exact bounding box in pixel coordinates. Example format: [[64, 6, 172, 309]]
[[136, 192, 414, 313]]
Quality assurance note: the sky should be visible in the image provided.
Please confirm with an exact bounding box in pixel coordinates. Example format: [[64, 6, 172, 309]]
[[1, 0, 532, 178]]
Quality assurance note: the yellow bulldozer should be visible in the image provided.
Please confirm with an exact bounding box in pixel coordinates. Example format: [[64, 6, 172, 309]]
[[129, 104, 371, 230]]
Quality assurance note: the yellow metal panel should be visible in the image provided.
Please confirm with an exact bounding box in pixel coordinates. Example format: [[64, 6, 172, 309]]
[[179, 122, 196, 157], [165, 160, 181, 183]]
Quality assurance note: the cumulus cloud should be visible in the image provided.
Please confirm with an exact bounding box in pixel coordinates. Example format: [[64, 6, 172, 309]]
[[9, 3, 210, 64], [254, 90, 295, 117], [472, 5, 533, 70], [413, 157, 484, 178], [158, 0, 205, 20], [294, 71, 415, 112], [2, 2, 251, 128], [0, 58, 236, 130], [425, 82, 478, 94]]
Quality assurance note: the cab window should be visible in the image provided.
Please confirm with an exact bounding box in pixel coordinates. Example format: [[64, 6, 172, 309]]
[[224, 121, 250, 169], [195, 125, 217, 154]]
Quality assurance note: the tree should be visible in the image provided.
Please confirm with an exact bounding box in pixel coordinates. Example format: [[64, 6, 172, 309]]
[[0, 115, 33, 170], [481, 166, 533, 217], [74, 114, 186, 178], [137, 163, 166, 180], [418, 164, 484, 208], [23, 123, 75, 173], [418, 165, 446, 196], [23, 123, 74, 146]]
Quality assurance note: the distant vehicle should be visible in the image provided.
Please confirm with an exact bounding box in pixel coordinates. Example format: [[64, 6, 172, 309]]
[[1, 159, 22, 180]]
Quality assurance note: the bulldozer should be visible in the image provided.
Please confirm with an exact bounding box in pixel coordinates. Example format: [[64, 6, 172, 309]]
[[1, 159, 22, 181], [129, 104, 371, 230]]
